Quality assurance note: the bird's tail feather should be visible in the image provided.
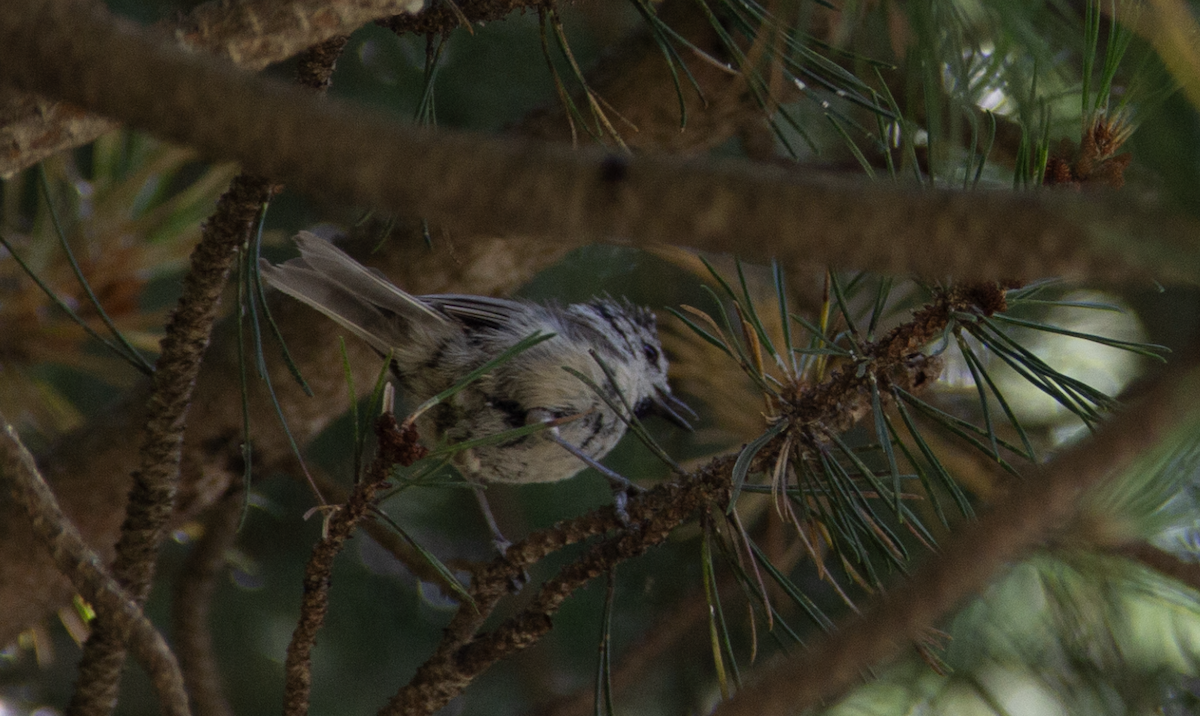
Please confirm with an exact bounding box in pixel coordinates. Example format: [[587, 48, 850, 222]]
[[259, 231, 448, 355]]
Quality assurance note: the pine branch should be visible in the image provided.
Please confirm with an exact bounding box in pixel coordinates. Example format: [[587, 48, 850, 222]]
[[1, 0, 421, 177], [284, 415, 427, 716], [2, 0, 1198, 284], [710, 352, 1200, 716], [515, 0, 764, 155], [380, 458, 734, 716], [64, 171, 273, 716], [0, 412, 191, 716], [1120, 542, 1200, 594]]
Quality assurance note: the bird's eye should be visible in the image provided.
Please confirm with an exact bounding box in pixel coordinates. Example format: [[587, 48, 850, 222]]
[[642, 343, 660, 363]]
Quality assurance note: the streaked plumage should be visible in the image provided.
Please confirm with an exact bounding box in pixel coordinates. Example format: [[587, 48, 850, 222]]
[[260, 232, 689, 484]]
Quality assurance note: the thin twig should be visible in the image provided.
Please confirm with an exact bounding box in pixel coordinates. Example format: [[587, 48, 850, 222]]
[[68, 173, 275, 716], [1120, 542, 1200, 593], [379, 460, 733, 716], [172, 484, 244, 716], [0, 412, 191, 716], [294, 34, 350, 91], [781, 282, 1010, 438], [311, 467, 460, 589], [283, 415, 426, 716], [163, 37, 350, 716]]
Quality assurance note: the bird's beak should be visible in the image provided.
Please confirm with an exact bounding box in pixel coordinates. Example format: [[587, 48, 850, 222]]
[[649, 388, 698, 431]]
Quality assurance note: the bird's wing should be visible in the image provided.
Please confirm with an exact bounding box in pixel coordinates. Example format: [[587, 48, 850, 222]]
[[420, 294, 533, 330]]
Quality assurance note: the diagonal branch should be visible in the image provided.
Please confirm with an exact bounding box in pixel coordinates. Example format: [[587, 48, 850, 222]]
[[380, 458, 734, 716], [283, 415, 427, 716], [0, 412, 191, 716], [2, 0, 1199, 284], [1, 0, 449, 177]]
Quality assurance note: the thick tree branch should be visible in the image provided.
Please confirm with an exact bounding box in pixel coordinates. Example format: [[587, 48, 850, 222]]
[[2, 0, 1197, 284], [0, 0, 785, 178], [0, 412, 191, 716], [177, 0, 419, 70], [0, 0, 426, 177]]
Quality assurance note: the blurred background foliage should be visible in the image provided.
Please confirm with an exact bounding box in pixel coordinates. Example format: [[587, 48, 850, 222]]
[[6, 0, 1200, 714]]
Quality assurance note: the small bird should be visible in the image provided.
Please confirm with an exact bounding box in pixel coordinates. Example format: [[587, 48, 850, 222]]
[[260, 232, 692, 533]]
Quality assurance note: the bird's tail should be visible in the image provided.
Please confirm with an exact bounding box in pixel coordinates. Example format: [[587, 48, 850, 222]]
[[258, 231, 449, 355]]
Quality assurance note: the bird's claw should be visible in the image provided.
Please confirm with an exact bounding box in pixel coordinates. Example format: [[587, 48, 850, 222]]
[[607, 478, 644, 526]]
